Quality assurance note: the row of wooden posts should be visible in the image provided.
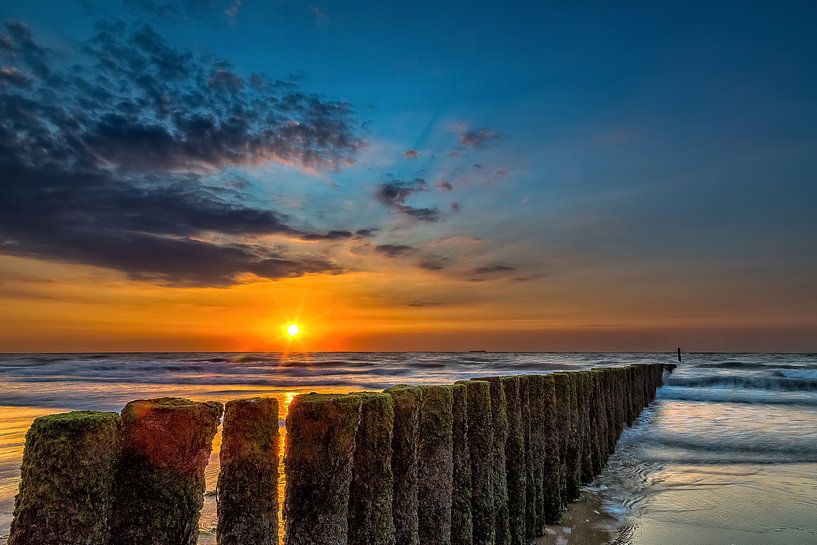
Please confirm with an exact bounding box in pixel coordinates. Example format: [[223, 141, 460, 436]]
[[8, 363, 673, 545]]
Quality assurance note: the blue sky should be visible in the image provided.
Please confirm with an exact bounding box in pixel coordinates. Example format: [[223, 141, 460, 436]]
[[0, 0, 815, 350]]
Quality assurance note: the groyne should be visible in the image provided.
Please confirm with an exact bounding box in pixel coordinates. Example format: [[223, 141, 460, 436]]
[[8, 363, 674, 545]]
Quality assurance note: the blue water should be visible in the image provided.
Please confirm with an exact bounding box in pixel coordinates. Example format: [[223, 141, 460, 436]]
[[1, 352, 815, 544]]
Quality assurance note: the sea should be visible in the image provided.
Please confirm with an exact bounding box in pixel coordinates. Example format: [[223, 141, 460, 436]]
[[0, 352, 815, 545]]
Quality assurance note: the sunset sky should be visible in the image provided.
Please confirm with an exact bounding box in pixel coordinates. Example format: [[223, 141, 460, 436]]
[[0, 1, 815, 352]]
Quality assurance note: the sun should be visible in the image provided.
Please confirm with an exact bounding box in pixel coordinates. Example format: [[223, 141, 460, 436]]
[[286, 323, 300, 337]]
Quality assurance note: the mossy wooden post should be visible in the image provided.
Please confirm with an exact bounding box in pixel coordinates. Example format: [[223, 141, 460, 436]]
[[574, 372, 593, 487], [484, 378, 511, 545], [625, 366, 637, 425], [604, 369, 619, 452], [451, 383, 473, 545], [520, 375, 542, 539], [217, 397, 279, 545], [8, 411, 121, 545], [283, 393, 362, 545], [567, 373, 586, 497], [348, 393, 395, 545], [385, 385, 421, 545], [613, 368, 626, 439], [540, 374, 561, 524], [110, 398, 223, 545], [418, 385, 455, 545], [504, 377, 526, 545], [458, 379, 495, 545], [590, 370, 608, 475], [550, 373, 571, 510]]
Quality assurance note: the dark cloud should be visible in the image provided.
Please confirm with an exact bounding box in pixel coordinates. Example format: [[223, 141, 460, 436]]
[[418, 256, 448, 270], [450, 202, 460, 212], [403, 148, 420, 159], [374, 178, 440, 222], [459, 128, 502, 149], [467, 264, 517, 281], [299, 230, 354, 241], [374, 244, 415, 258], [436, 180, 453, 191], [0, 21, 364, 286], [472, 265, 516, 275]]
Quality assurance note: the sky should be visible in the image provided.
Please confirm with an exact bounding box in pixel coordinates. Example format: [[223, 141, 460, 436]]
[[0, 0, 815, 352]]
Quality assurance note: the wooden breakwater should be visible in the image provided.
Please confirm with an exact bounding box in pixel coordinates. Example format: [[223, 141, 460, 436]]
[[8, 363, 674, 545]]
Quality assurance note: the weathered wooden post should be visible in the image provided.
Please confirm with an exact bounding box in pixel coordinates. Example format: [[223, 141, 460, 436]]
[[283, 393, 362, 545], [520, 375, 542, 539], [590, 370, 608, 476], [385, 385, 422, 545], [567, 372, 586, 496], [8, 411, 121, 545], [457, 379, 495, 545], [217, 397, 280, 545], [348, 393, 395, 545], [551, 372, 572, 509], [494, 376, 526, 545], [418, 385, 455, 545], [110, 398, 223, 545], [451, 383, 473, 545], [540, 374, 561, 524], [484, 378, 511, 545]]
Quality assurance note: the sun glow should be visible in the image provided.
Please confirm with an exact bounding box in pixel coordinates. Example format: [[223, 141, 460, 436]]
[[287, 323, 300, 337]]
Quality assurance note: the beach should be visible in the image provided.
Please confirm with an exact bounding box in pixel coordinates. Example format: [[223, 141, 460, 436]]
[[1, 353, 815, 544]]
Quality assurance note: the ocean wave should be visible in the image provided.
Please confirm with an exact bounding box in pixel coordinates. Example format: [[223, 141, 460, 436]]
[[665, 375, 817, 391], [657, 386, 817, 406]]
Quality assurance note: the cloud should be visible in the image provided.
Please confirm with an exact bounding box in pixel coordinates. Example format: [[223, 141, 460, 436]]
[[374, 178, 440, 222], [458, 127, 502, 149], [418, 256, 449, 270], [299, 230, 355, 241], [468, 264, 517, 281], [472, 265, 516, 275], [436, 180, 453, 191], [0, 21, 365, 286], [374, 244, 415, 258], [403, 148, 420, 159], [225, 0, 242, 23]]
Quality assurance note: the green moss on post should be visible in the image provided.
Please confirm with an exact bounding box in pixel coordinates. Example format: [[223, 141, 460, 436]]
[[484, 377, 511, 545], [418, 385, 455, 545], [111, 397, 223, 545], [625, 366, 637, 425], [550, 373, 571, 510], [451, 383, 473, 545], [499, 377, 526, 545], [348, 393, 395, 545], [283, 393, 362, 545], [385, 385, 421, 545], [567, 372, 588, 488], [9, 411, 121, 545], [566, 373, 585, 495], [217, 397, 279, 545], [520, 375, 542, 539], [612, 368, 626, 439], [589, 370, 608, 475], [457, 380, 495, 545], [540, 375, 561, 524]]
